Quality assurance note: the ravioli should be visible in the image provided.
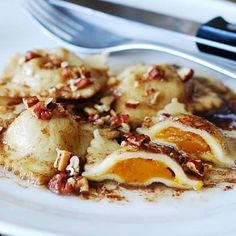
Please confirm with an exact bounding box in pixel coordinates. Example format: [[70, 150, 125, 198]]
[[83, 130, 205, 190], [0, 48, 108, 99], [2, 100, 94, 184], [114, 64, 188, 126], [138, 113, 235, 167], [0, 47, 236, 197]]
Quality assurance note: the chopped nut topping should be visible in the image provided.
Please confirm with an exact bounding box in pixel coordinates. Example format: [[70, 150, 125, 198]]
[[48, 174, 89, 195], [119, 123, 130, 133], [74, 176, 89, 193], [177, 67, 194, 82], [183, 158, 211, 177], [125, 100, 140, 109], [23, 96, 57, 120], [48, 173, 74, 195], [123, 133, 150, 147], [146, 65, 165, 81], [142, 117, 154, 128], [63, 65, 92, 91], [111, 114, 129, 128], [66, 155, 80, 176], [84, 107, 98, 116], [54, 149, 72, 171], [62, 65, 75, 79], [25, 51, 42, 62], [23, 96, 40, 108], [61, 61, 69, 68], [68, 77, 90, 91], [42, 55, 62, 69], [94, 96, 115, 113], [88, 114, 100, 124], [32, 102, 53, 120], [62, 65, 91, 79], [107, 77, 119, 86]]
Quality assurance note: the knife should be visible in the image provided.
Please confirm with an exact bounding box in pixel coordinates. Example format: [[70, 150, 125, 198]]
[[49, 0, 236, 61]]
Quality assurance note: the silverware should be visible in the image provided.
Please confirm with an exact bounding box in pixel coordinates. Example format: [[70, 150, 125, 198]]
[[23, 0, 236, 80], [49, 0, 236, 60]]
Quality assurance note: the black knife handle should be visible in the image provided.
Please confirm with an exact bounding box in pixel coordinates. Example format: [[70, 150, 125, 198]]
[[196, 17, 236, 60]]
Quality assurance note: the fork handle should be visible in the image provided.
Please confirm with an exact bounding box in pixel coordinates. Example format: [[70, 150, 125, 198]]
[[197, 17, 236, 60]]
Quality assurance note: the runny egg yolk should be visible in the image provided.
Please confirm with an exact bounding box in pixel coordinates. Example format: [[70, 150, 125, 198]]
[[107, 158, 175, 183], [156, 127, 211, 155]]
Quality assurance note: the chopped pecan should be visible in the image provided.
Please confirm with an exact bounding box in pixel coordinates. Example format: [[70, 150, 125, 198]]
[[54, 149, 72, 171], [84, 107, 98, 116], [42, 55, 62, 69], [25, 51, 42, 62], [125, 100, 140, 109], [32, 102, 53, 120], [119, 123, 130, 133], [78, 65, 91, 79], [23, 96, 39, 108], [68, 77, 90, 91], [177, 67, 194, 82], [183, 158, 211, 177], [62, 65, 91, 80], [48, 173, 74, 195], [146, 66, 165, 81], [111, 114, 129, 128], [62, 65, 75, 79], [88, 114, 100, 123], [66, 155, 80, 176], [74, 176, 89, 193], [123, 133, 150, 147]]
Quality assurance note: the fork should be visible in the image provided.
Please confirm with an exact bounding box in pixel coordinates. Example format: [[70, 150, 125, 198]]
[[23, 0, 236, 80]]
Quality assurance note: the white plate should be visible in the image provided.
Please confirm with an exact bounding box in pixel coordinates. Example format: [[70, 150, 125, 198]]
[[0, 1, 236, 236]]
